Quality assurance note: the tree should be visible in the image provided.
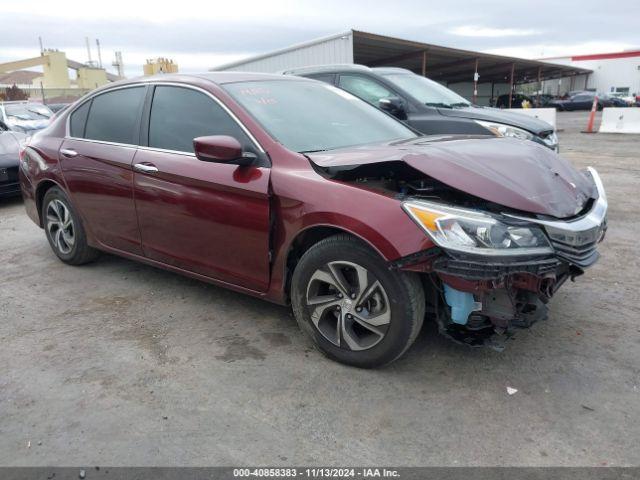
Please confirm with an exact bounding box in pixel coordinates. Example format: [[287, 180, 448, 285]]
[[6, 84, 28, 101]]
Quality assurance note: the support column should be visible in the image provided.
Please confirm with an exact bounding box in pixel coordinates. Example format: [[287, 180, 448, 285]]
[[421, 50, 427, 77], [508, 63, 515, 108], [472, 58, 479, 104], [537, 66, 542, 107]]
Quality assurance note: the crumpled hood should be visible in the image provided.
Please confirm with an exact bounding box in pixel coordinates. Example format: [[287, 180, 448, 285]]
[[308, 136, 596, 218], [437, 106, 554, 135]]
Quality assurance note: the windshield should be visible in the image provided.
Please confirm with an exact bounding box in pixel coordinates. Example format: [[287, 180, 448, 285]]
[[223, 80, 416, 153], [5, 103, 53, 121], [382, 73, 471, 108]]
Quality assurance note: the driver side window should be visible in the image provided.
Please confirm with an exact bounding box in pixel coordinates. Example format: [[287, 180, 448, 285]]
[[148, 85, 254, 154], [338, 75, 394, 105]]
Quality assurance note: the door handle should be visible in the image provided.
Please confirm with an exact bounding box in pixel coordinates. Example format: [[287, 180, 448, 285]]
[[60, 148, 78, 158], [133, 163, 159, 174]]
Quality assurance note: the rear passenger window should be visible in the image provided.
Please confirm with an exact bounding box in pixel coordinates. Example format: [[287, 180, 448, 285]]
[[69, 100, 91, 137], [148, 86, 252, 154], [306, 74, 336, 85], [84, 87, 145, 144]]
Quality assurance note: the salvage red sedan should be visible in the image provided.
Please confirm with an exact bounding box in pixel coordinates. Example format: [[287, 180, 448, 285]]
[[19, 73, 607, 367]]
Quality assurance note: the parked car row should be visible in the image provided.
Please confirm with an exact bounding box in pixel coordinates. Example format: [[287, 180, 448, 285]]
[[492, 90, 637, 110], [18, 72, 607, 367], [548, 91, 630, 111]]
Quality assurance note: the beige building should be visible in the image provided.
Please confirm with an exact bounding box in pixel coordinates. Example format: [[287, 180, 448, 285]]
[[143, 58, 179, 75], [0, 50, 116, 90]]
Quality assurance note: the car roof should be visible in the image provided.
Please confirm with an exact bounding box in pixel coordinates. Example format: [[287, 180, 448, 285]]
[[108, 72, 309, 88]]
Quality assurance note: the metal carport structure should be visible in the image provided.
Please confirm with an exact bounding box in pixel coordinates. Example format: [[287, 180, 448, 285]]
[[212, 30, 591, 107]]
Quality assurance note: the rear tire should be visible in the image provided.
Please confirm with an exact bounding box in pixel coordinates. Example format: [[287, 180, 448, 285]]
[[42, 186, 99, 265], [291, 234, 425, 368]]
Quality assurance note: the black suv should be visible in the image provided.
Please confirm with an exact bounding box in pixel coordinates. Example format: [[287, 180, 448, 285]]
[[285, 65, 558, 151]]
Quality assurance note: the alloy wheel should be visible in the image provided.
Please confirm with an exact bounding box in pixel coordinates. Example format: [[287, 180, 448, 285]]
[[46, 199, 75, 255], [305, 261, 391, 351]]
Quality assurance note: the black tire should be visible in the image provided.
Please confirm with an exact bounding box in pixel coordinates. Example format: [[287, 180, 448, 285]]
[[291, 234, 425, 368], [42, 186, 99, 265]]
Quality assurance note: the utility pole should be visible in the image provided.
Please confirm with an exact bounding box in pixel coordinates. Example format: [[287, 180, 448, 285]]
[[96, 39, 103, 68], [112, 51, 124, 78], [38, 36, 44, 55], [85, 37, 92, 65], [508, 63, 515, 108]]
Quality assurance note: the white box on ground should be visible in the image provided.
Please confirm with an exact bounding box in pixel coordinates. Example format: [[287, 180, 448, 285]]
[[508, 108, 557, 129], [599, 108, 640, 134]]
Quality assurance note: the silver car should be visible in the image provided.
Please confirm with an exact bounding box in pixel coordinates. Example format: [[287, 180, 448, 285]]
[[0, 101, 53, 133]]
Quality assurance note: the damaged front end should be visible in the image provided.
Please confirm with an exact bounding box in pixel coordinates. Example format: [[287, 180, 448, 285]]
[[395, 167, 607, 348], [308, 136, 607, 349]]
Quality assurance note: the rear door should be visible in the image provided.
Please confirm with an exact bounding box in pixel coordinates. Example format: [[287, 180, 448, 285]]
[[132, 84, 271, 292], [60, 86, 146, 254]]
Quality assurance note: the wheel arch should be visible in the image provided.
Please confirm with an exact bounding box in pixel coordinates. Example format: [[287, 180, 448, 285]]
[[283, 224, 388, 304], [35, 179, 64, 227]]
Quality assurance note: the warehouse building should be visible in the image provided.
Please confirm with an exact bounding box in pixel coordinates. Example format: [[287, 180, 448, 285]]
[[211, 29, 590, 106], [538, 50, 640, 97]]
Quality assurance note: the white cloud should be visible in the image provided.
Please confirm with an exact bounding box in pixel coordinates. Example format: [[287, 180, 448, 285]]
[[450, 25, 540, 37]]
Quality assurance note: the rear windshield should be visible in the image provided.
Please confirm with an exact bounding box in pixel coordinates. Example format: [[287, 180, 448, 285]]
[[223, 80, 416, 153]]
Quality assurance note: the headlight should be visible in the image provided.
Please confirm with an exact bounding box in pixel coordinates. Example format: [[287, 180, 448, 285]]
[[540, 131, 558, 147], [474, 120, 534, 141], [402, 200, 553, 256]]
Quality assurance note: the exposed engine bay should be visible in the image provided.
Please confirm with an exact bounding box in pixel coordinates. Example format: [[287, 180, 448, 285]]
[[313, 158, 607, 349]]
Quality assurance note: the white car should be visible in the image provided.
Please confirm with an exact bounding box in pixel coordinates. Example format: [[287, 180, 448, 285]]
[[0, 101, 53, 133]]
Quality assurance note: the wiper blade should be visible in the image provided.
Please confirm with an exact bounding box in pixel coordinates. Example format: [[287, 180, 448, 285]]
[[299, 149, 328, 154], [450, 102, 471, 108], [26, 109, 50, 118], [425, 102, 452, 108]]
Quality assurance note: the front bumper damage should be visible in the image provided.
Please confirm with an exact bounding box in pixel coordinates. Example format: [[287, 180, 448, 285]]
[[394, 167, 608, 349]]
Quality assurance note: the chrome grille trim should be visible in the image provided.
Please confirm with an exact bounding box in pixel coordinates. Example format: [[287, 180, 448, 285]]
[[503, 167, 607, 268]]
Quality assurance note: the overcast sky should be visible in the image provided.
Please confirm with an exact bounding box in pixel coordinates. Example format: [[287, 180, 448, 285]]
[[2, 0, 638, 78]]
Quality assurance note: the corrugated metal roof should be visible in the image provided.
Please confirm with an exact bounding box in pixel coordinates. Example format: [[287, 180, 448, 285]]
[[211, 29, 590, 85]]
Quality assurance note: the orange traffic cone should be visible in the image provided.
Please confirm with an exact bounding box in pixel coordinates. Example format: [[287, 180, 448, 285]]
[[582, 96, 599, 133]]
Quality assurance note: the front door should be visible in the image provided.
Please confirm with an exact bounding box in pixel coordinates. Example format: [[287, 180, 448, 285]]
[[133, 85, 271, 292], [60, 85, 146, 255]]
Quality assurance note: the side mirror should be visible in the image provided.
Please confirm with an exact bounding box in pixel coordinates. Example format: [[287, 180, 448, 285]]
[[378, 97, 407, 120], [193, 135, 255, 166]]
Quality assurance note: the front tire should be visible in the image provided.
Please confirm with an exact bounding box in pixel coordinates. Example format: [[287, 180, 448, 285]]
[[291, 234, 425, 368], [42, 186, 99, 265]]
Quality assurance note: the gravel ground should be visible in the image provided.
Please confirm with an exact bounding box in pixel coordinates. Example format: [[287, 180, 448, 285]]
[[0, 111, 638, 466]]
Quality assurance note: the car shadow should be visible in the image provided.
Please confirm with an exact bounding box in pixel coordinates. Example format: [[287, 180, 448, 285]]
[[0, 195, 23, 209]]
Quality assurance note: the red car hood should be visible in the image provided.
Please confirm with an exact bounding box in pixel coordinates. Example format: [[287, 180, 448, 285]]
[[307, 136, 596, 218]]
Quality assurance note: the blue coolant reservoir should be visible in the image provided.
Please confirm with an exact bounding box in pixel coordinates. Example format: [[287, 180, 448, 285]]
[[443, 284, 482, 325]]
